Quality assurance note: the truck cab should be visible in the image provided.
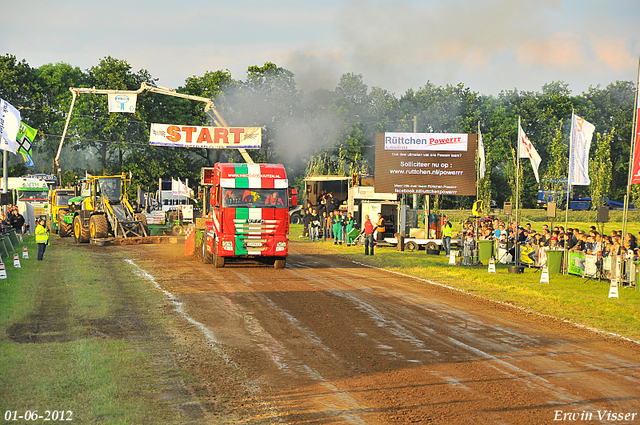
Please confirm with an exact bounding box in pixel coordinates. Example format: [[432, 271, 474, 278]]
[[201, 163, 297, 269]]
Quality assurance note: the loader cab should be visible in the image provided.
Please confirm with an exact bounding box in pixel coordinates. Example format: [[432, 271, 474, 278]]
[[99, 178, 122, 202]]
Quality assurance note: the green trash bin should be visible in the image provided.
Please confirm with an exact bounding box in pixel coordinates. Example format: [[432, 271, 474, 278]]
[[3, 234, 14, 254], [546, 249, 564, 275], [7, 228, 19, 247], [477, 239, 494, 264], [0, 236, 7, 259]]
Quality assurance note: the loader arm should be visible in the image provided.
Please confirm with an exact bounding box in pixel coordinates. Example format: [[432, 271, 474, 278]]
[[54, 82, 254, 181]]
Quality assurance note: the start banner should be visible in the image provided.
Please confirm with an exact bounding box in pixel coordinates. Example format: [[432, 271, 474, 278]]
[[150, 124, 262, 149]]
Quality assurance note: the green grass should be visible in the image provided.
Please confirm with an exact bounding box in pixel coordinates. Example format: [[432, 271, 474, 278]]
[[290, 224, 640, 341], [0, 236, 182, 424]]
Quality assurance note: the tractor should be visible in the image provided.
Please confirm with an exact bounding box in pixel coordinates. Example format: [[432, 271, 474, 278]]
[[49, 188, 76, 237], [64, 174, 148, 243]]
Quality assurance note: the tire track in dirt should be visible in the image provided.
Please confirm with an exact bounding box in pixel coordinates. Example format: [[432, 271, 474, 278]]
[[121, 242, 640, 424]]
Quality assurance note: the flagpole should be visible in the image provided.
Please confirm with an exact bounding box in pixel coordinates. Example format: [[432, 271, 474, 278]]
[[476, 121, 480, 201], [564, 110, 575, 275], [516, 117, 521, 266], [622, 57, 640, 244]]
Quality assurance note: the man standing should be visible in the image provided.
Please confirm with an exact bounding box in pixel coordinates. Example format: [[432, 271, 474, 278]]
[[332, 211, 343, 245], [309, 209, 320, 242], [375, 212, 386, 242], [302, 208, 311, 238], [35, 218, 50, 261], [320, 211, 328, 241], [442, 216, 453, 256], [10, 207, 25, 237], [345, 212, 357, 246], [362, 214, 375, 255]]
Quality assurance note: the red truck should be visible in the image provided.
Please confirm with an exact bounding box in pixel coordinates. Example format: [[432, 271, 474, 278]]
[[201, 163, 297, 269]]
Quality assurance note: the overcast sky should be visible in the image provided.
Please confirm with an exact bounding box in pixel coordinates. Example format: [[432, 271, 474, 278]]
[[2, 0, 639, 96]]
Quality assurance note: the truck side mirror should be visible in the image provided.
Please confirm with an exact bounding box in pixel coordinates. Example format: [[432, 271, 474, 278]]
[[210, 186, 218, 207], [290, 188, 297, 207]]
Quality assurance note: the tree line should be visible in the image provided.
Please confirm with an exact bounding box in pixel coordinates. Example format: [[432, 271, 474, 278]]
[[0, 54, 636, 209]]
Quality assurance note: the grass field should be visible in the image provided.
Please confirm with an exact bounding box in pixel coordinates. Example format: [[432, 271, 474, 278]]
[[291, 213, 640, 342], [0, 237, 185, 424]]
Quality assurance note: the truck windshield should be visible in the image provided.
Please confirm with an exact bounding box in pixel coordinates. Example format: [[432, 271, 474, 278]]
[[56, 194, 75, 206], [18, 190, 48, 202], [222, 188, 287, 209], [99, 178, 122, 201]]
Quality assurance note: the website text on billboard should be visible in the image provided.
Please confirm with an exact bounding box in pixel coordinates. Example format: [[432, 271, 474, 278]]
[[375, 132, 477, 196]]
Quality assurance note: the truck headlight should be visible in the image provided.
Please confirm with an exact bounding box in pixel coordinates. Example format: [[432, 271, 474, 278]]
[[222, 241, 233, 250], [276, 241, 287, 251]]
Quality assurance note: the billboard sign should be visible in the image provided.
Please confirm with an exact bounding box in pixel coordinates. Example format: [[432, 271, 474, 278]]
[[375, 132, 477, 196], [150, 124, 261, 149]]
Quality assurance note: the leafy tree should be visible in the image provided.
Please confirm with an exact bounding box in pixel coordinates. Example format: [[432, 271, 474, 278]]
[[33, 62, 86, 170], [542, 119, 568, 206], [589, 129, 614, 208], [76, 56, 153, 173], [582, 82, 635, 199]]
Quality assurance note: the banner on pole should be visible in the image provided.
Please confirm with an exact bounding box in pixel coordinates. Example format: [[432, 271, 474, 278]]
[[16, 122, 37, 166], [518, 123, 542, 183], [150, 124, 261, 149], [108, 93, 137, 113], [569, 114, 595, 186], [631, 84, 640, 184], [0, 97, 21, 154], [478, 123, 486, 180]]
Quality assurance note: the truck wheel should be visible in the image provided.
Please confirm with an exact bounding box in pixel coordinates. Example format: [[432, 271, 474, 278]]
[[58, 211, 72, 238], [405, 241, 418, 251], [73, 216, 90, 244], [274, 258, 286, 269], [134, 213, 149, 236], [425, 242, 438, 251], [90, 215, 109, 239], [201, 233, 213, 264], [213, 240, 225, 268], [171, 225, 184, 236], [290, 213, 301, 224]]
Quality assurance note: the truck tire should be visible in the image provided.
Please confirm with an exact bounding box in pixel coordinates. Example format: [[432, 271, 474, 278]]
[[90, 215, 109, 239], [274, 258, 286, 269], [58, 211, 72, 238], [134, 213, 149, 236], [201, 233, 213, 264], [405, 241, 418, 251], [290, 213, 301, 224], [73, 215, 90, 244], [425, 242, 438, 251], [171, 225, 184, 236], [213, 239, 225, 268]]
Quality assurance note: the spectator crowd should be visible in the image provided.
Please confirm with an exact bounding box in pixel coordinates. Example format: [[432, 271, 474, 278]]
[[1, 205, 27, 236], [461, 216, 640, 266]]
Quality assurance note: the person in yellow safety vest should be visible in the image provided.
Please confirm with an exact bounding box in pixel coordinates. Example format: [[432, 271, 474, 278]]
[[441, 216, 453, 256], [35, 217, 50, 261], [472, 200, 483, 217]]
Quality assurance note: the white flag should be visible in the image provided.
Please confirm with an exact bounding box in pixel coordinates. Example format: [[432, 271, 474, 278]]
[[0, 97, 21, 154], [178, 180, 191, 197], [478, 122, 486, 179], [518, 122, 542, 183], [171, 178, 179, 196], [569, 113, 595, 186], [108, 93, 137, 113]]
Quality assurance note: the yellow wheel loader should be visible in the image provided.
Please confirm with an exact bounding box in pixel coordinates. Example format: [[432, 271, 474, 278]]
[[70, 174, 148, 243]]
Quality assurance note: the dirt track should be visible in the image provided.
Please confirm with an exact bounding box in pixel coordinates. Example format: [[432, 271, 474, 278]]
[[119, 240, 640, 424]]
